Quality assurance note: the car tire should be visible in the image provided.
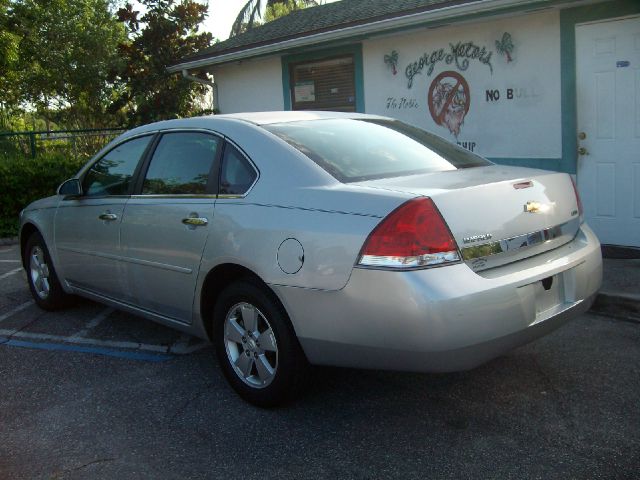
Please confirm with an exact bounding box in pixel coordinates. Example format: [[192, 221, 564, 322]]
[[24, 232, 72, 310], [213, 280, 307, 407]]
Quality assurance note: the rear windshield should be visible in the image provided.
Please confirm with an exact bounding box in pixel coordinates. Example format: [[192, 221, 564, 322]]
[[264, 118, 491, 183]]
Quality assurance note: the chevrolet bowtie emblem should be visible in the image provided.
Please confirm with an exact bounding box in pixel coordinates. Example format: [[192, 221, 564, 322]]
[[524, 201, 541, 213]]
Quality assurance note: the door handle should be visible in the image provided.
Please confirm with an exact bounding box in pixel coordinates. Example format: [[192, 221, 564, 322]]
[[578, 147, 589, 156], [182, 217, 208, 227], [99, 213, 118, 221]]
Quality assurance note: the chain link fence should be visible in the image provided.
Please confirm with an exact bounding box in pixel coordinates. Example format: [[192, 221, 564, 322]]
[[0, 127, 127, 160]]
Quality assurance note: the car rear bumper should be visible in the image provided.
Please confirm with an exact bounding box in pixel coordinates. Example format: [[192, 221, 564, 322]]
[[273, 224, 602, 372]]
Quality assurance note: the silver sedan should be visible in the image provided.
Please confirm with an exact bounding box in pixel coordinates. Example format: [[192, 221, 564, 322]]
[[19, 112, 602, 406]]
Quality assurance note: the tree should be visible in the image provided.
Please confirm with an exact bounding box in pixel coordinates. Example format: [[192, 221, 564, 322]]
[[115, 0, 213, 126], [6, 0, 127, 128], [0, 0, 20, 114], [264, 0, 314, 22], [231, 0, 318, 38]]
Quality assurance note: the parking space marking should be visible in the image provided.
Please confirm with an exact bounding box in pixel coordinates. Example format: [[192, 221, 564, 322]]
[[0, 337, 173, 362], [0, 291, 209, 360], [169, 332, 191, 354], [0, 260, 20, 263], [0, 267, 23, 280], [0, 329, 174, 352], [0, 300, 35, 324], [70, 307, 114, 339]]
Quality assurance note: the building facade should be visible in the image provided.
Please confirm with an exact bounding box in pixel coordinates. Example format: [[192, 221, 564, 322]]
[[171, 0, 640, 249]]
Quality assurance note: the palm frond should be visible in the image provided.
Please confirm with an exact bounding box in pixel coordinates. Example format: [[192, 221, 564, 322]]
[[230, 0, 263, 37], [231, 0, 319, 37]]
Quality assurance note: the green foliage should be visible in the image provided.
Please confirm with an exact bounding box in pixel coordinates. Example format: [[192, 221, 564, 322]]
[[0, 152, 86, 237], [0, 0, 20, 108], [5, 0, 127, 128], [264, 0, 309, 22], [1, 0, 214, 131], [115, 0, 213, 126]]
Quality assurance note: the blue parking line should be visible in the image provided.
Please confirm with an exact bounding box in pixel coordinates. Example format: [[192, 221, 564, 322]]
[[0, 337, 174, 362]]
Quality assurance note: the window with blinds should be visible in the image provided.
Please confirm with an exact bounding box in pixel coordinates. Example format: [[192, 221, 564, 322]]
[[290, 56, 356, 112]]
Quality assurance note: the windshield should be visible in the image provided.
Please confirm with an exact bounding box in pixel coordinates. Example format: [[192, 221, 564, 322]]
[[264, 118, 491, 183]]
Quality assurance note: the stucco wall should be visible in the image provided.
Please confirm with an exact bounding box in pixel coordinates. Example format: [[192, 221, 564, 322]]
[[362, 10, 562, 160], [213, 56, 284, 114]]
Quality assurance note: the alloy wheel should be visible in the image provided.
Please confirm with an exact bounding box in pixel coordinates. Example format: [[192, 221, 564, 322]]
[[224, 302, 278, 388], [29, 246, 51, 299]]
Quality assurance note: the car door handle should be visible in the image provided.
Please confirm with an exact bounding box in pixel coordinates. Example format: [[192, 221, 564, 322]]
[[182, 217, 208, 227], [99, 213, 118, 221]]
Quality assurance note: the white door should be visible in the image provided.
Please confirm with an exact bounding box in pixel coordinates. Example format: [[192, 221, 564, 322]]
[[576, 16, 640, 248]]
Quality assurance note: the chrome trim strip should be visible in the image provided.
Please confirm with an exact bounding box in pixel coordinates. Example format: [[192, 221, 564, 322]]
[[217, 194, 246, 199], [460, 218, 580, 261], [130, 194, 217, 199], [57, 247, 192, 274]]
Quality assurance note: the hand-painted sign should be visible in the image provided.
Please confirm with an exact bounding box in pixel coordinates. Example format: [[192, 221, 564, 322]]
[[384, 50, 399, 75], [428, 71, 470, 138], [495, 33, 514, 63], [386, 97, 419, 110], [405, 41, 493, 88]]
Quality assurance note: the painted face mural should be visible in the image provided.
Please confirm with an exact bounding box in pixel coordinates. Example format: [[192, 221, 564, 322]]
[[428, 71, 470, 138]]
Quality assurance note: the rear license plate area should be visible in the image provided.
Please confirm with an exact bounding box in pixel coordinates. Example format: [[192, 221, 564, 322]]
[[533, 273, 565, 318]]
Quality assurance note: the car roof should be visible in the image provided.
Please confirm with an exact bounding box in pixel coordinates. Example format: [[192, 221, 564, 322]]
[[118, 111, 394, 142], [215, 110, 390, 125]]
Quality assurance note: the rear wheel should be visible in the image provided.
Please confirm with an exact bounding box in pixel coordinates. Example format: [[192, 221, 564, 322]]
[[24, 232, 71, 310], [213, 280, 306, 407]]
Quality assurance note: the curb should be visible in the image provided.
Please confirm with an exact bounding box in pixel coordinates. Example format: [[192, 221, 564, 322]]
[[591, 292, 640, 323]]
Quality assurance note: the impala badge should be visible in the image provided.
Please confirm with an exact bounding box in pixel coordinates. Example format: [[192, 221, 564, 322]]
[[462, 233, 493, 244]]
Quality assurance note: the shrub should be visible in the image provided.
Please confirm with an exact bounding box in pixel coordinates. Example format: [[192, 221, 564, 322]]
[[0, 152, 87, 237]]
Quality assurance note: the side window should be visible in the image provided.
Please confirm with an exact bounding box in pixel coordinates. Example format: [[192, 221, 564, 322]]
[[219, 144, 257, 196], [142, 132, 220, 195], [83, 136, 151, 197]]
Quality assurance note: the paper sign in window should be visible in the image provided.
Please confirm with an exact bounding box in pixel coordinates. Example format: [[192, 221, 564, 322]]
[[294, 81, 315, 102]]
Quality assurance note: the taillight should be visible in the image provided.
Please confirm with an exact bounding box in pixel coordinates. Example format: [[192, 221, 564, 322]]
[[570, 176, 584, 223], [358, 197, 461, 269]]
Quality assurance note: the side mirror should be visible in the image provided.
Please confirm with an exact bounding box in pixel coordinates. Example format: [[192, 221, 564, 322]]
[[58, 178, 82, 197]]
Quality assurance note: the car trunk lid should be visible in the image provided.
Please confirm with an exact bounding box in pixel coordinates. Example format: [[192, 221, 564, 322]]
[[354, 165, 581, 271]]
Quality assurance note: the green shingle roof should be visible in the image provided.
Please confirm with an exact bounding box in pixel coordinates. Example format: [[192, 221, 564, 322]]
[[185, 0, 481, 63]]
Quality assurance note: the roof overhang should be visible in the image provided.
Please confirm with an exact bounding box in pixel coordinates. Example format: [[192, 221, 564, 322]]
[[167, 0, 578, 73]]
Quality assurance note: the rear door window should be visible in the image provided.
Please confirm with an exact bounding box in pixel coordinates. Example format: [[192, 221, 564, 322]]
[[142, 132, 220, 195]]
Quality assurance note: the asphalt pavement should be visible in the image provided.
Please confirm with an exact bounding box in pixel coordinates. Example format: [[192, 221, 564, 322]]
[[1, 243, 639, 479]]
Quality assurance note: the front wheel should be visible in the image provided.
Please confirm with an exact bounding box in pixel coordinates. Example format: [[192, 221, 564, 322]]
[[213, 281, 306, 407], [24, 232, 72, 310]]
